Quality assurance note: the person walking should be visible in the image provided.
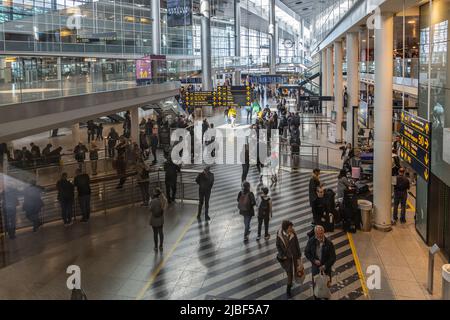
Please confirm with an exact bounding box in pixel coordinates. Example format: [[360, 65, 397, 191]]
[[74, 142, 88, 171], [107, 128, 119, 158], [276, 220, 303, 298], [136, 156, 150, 206], [150, 132, 159, 165], [309, 168, 321, 208], [196, 166, 214, 221], [89, 142, 99, 175], [149, 188, 168, 251], [237, 181, 256, 242], [241, 144, 250, 182], [257, 187, 272, 240], [23, 180, 44, 232], [73, 168, 91, 223], [228, 107, 237, 127], [115, 137, 128, 189], [164, 156, 180, 204], [96, 123, 104, 141], [56, 172, 75, 226], [2, 185, 19, 239], [305, 225, 336, 300], [393, 167, 410, 224], [312, 187, 326, 226]]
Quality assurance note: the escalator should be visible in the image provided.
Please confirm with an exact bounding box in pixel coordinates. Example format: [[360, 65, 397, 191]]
[[298, 62, 321, 97]]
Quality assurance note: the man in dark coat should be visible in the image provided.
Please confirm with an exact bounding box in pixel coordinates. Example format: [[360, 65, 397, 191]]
[[74, 168, 91, 222], [56, 172, 75, 226], [150, 132, 159, 164], [309, 168, 321, 207], [196, 166, 214, 221], [2, 185, 19, 239], [276, 220, 302, 298], [305, 225, 336, 299], [23, 180, 44, 232], [164, 157, 181, 203]]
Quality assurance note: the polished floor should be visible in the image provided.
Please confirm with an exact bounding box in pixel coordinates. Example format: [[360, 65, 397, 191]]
[[0, 162, 365, 300]]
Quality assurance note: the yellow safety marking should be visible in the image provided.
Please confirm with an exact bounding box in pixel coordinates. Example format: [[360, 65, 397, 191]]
[[347, 232, 370, 298], [407, 199, 415, 212], [135, 211, 198, 300]]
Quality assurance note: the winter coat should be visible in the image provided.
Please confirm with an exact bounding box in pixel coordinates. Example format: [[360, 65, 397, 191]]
[[304, 236, 336, 276], [237, 190, 256, 216], [276, 229, 302, 272], [149, 194, 167, 227]]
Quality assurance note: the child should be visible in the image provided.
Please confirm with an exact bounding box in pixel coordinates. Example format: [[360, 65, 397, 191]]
[[257, 187, 273, 241]]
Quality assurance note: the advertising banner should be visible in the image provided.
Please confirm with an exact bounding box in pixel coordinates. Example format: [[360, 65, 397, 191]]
[[167, 0, 192, 27], [136, 57, 151, 80]]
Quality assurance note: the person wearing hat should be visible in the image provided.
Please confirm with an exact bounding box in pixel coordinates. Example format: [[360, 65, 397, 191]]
[[195, 166, 214, 221], [149, 188, 168, 251], [89, 142, 99, 175]]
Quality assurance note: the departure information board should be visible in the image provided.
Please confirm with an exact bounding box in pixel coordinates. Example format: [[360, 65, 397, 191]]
[[399, 111, 431, 181], [184, 85, 251, 108]]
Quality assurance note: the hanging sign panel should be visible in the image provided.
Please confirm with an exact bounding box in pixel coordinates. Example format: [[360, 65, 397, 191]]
[[167, 0, 192, 27]]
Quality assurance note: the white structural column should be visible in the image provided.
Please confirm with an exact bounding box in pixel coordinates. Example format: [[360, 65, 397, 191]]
[[334, 40, 344, 143], [373, 13, 394, 231], [346, 32, 359, 146], [72, 123, 81, 147], [201, 0, 212, 91], [326, 46, 334, 118], [321, 50, 328, 116], [152, 0, 161, 55], [269, 0, 276, 74], [130, 107, 140, 144], [234, 0, 241, 85]]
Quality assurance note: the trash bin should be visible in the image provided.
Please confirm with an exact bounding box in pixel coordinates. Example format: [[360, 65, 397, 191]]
[[442, 264, 450, 300], [358, 200, 373, 232]]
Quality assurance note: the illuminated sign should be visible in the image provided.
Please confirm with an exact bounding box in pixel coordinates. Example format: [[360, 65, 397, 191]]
[[399, 111, 431, 182]]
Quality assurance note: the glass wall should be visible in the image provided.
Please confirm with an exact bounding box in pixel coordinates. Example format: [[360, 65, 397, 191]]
[[418, 0, 450, 187], [0, 0, 152, 56]]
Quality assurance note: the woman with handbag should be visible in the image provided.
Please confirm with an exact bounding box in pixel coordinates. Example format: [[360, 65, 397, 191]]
[[276, 220, 303, 298], [149, 188, 168, 252]]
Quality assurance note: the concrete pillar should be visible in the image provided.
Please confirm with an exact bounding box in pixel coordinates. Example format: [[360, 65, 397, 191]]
[[334, 40, 344, 143], [346, 32, 359, 146], [130, 107, 140, 144], [152, 0, 161, 55], [373, 13, 394, 231], [269, 0, 276, 74], [72, 123, 81, 147], [321, 50, 328, 116], [326, 47, 334, 118], [201, 0, 212, 91], [57, 57, 62, 81], [234, 0, 241, 84]]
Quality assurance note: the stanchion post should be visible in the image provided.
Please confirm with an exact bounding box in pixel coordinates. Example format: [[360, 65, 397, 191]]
[[428, 244, 440, 294]]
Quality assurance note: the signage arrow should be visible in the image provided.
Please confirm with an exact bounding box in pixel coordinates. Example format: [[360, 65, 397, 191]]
[[424, 153, 429, 166], [424, 138, 429, 150], [424, 169, 429, 181], [425, 123, 430, 135]]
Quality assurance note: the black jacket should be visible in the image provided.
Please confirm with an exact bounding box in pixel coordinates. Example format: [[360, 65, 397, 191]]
[[23, 185, 44, 213], [196, 171, 214, 192], [394, 176, 410, 199], [57, 179, 75, 202], [309, 175, 321, 204], [305, 236, 336, 276], [74, 174, 91, 196], [237, 191, 256, 216], [276, 229, 302, 272], [164, 160, 181, 182]]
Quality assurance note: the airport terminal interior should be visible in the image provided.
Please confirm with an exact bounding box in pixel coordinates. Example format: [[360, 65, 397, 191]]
[[0, 0, 450, 301]]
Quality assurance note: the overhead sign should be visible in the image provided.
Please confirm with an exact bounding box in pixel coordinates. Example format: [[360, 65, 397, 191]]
[[399, 111, 431, 182], [167, 0, 192, 27], [183, 85, 252, 108], [249, 75, 287, 85], [298, 96, 334, 102]]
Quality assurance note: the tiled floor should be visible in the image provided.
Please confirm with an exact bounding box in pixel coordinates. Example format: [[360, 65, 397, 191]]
[[352, 195, 447, 300]]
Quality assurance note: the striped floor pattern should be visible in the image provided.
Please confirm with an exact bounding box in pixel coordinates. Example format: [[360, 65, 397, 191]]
[[141, 162, 366, 300]]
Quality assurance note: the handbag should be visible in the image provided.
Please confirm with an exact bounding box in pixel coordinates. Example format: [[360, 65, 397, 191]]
[[295, 258, 305, 284], [313, 271, 332, 299]]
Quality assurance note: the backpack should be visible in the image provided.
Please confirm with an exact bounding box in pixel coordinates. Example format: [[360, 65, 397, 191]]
[[258, 197, 270, 218], [238, 193, 251, 212]]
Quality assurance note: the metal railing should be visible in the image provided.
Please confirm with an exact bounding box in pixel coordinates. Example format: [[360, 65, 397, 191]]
[[3, 165, 201, 234]]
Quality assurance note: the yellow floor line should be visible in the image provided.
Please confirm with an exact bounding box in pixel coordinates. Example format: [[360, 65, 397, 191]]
[[407, 199, 415, 212], [135, 211, 198, 300], [347, 232, 370, 298]]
